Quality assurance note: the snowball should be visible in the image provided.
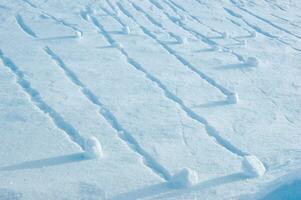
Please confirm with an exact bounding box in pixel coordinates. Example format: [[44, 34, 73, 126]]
[[250, 31, 257, 38], [240, 40, 246, 45], [227, 92, 239, 104], [211, 45, 221, 51], [246, 57, 259, 67], [180, 15, 186, 21], [123, 26, 131, 34], [221, 47, 231, 52], [112, 42, 123, 49], [84, 136, 103, 159], [221, 32, 228, 39], [86, 14, 91, 21], [169, 168, 199, 188], [178, 36, 187, 44], [242, 155, 266, 178], [76, 30, 83, 38]]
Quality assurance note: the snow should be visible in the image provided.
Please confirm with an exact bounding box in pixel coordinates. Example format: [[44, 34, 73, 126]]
[[227, 91, 239, 104], [0, 0, 301, 199], [123, 25, 131, 34], [169, 168, 199, 188], [245, 57, 259, 67], [242, 155, 266, 178], [245, 167, 301, 200], [84, 136, 104, 159]]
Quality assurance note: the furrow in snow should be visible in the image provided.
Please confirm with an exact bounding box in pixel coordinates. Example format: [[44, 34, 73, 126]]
[[0, 49, 85, 150], [152, 0, 247, 61], [44, 46, 171, 181], [89, 9, 247, 158], [119, 1, 234, 97], [18, 0, 83, 38], [40, 12, 83, 38], [15, 14, 37, 38], [20, 0, 37, 8], [164, 0, 222, 36], [223, 7, 301, 52], [229, 0, 301, 40]]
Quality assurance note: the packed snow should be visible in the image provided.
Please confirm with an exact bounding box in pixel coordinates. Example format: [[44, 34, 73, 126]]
[[84, 136, 104, 159], [0, 0, 301, 199]]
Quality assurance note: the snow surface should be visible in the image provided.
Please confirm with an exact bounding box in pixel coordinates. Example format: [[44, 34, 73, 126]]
[[242, 155, 266, 178], [169, 168, 199, 188], [84, 136, 104, 159], [0, 0, 301, 199]]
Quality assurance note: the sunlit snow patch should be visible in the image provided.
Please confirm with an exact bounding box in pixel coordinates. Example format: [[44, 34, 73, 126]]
[[221, 32, 228, 39]]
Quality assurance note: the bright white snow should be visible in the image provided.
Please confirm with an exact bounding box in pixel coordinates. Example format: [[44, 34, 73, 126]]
[[242, 155, 266, 178], [169, 168, 199, 188], [0, 0, 301, 199], [84, 136, 104, 159]]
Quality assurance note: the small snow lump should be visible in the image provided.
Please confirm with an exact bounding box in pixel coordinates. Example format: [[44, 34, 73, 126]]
[[227, 92, 239, 104], [246, 57, 259, 67], [169, 168, 199, 188], [84, 136, 103, 159], [242, 155, 266, 178]]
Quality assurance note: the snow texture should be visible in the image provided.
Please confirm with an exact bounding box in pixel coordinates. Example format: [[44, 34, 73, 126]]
[[245, 57, 259, 67], [169, 168, 199, 188], [242, 155, 266, 178], [84, 136, 104, 159], [0, 0, 301, 199]]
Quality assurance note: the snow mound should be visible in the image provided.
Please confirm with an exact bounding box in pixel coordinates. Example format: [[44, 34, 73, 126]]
[[227, 92, 239, 104], [76, 31, 83, 38], [212, 45, 221, 52], [250, 31, 257, 38], [84, 136, 103, 159], [169, 168, 199, 188], [178, 36, 187, 44], [221, 32, 228, 39], [242, 155, 266, 178], [112, 42, 123, 48], [245, 57, 259, 67], [123, 26, 130, 35]]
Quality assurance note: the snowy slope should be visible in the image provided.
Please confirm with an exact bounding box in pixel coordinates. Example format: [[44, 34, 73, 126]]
[[0, 0, 300, 199]]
